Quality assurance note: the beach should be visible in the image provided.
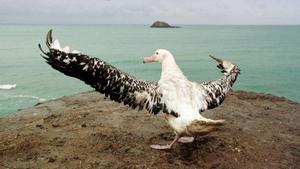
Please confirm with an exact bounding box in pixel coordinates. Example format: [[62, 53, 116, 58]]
[[1, 90, 299, 168]]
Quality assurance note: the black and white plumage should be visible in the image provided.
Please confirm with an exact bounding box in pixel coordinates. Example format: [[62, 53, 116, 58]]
[[200, 55, 240, 110], [39, 30, 175, 116], [39, 30, 240, 149]]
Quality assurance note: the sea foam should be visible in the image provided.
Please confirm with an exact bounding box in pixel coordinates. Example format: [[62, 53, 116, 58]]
[[0, 84, 17, 90], [13, 95, 46, 102]]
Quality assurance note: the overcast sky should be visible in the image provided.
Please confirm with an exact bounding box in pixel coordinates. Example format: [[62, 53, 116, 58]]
[[0, 0, 299, 25]]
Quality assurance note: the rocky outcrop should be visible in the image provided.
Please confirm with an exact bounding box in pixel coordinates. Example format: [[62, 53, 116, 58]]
[[150, 21, 180, 28], [0, 91, 299, 168]]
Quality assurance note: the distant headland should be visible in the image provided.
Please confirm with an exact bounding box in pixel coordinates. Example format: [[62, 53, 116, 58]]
[[150, 21, 180, 28]]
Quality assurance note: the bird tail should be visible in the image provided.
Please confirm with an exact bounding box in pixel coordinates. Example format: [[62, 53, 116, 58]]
[[186, 119, 225, 135]]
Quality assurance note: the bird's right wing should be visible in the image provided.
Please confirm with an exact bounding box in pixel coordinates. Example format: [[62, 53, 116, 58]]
[[39, 29, 174, 116]]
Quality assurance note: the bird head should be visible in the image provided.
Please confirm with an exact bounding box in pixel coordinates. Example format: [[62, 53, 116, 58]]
[[143, 49, 173, 64]]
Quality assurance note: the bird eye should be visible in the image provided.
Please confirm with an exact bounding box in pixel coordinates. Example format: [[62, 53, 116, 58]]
[[155, 52, 159, 55]]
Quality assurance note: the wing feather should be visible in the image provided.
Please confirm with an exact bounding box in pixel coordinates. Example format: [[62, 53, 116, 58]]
[[197, 55, 240, 111], [39, 30, 173, 115]]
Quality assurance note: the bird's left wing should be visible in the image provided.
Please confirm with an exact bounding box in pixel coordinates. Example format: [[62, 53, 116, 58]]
[[39, 29, 171, 115], [196, 55, 240, 111]]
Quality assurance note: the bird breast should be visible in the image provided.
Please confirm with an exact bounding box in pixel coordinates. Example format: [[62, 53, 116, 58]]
[[158, 74, 195, 114], [158, 74, 205, 134]]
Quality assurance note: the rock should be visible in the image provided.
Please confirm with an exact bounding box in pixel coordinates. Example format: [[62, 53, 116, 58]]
[[48, 157, 56, 163], [35, 124, 44, 129], [51, 123, 60, 128], [150, 21, 180, 28]]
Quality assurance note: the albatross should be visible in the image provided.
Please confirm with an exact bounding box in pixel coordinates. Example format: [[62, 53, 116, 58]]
[[39, 29, 240, 150]]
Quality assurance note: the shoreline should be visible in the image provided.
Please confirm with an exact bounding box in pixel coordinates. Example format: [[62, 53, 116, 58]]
[[1, 90, 299, 168], [5, 89, 299, 118]]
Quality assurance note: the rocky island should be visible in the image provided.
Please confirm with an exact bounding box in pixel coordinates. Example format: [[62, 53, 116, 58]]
[[0, 91, 299, 168], [150, 21, 180, 28]]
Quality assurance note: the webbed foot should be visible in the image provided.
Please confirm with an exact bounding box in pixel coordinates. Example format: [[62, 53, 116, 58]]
[[150, 133, 180, 150]]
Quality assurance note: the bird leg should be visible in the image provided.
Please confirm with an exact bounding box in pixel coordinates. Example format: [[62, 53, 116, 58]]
[[150, 133, 180, 150], [178, 136, 195, 143]]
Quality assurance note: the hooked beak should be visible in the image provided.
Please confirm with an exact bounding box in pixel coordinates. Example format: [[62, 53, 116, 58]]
[[143, 56, 158, 64]]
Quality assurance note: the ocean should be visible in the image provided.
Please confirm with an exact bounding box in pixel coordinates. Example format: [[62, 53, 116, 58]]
[[0, 25, 299, 116]]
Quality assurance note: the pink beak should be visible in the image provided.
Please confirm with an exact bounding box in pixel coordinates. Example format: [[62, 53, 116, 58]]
[[143, 56, 158, 63]]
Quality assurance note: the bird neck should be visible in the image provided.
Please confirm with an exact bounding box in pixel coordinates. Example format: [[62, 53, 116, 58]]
[[160, 56, 184, 78]]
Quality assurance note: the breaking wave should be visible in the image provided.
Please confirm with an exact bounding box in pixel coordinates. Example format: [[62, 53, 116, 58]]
[[13, 95, 46, 102], [0, 84, 17, 90]]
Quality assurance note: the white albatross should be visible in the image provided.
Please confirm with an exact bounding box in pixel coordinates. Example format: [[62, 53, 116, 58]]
[[39, 29, 240, 150]]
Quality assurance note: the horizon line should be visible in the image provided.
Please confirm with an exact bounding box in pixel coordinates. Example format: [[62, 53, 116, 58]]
[[0, 23, 299, 26]]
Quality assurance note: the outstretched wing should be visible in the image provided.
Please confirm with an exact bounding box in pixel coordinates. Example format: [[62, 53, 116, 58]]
[[39, 29, 174, 116], [197, 55, 240, 111]]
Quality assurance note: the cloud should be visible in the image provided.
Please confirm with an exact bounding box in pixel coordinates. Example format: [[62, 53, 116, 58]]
[[0, 0, 299, 24]]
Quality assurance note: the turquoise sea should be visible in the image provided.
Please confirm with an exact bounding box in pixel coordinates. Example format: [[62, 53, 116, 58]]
[[0, 25, 299, 116]]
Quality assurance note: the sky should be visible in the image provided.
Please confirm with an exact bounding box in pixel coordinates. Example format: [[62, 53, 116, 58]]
[[0, 0, 299, 25]]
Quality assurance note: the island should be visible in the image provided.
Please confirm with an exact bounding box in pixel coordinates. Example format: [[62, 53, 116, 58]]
[[150, 21, 180, 28], [0, 91, 299, 168]]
